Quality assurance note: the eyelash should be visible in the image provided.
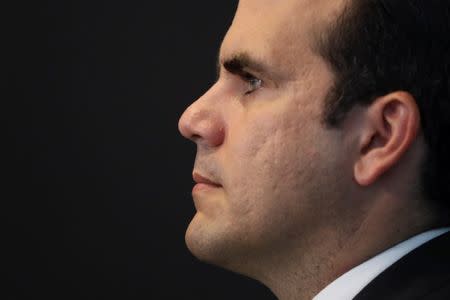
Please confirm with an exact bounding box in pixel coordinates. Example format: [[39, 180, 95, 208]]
[[241, 72, 262, 95]]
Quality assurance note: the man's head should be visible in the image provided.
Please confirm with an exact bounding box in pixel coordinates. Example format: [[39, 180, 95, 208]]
[[178, 0, 449, 298]]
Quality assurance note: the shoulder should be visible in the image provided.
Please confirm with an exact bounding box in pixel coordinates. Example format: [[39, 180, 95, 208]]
[[355, 231, 450, 300]]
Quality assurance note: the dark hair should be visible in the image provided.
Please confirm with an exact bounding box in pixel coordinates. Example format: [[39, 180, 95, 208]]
[[317, 0, 450, 210]]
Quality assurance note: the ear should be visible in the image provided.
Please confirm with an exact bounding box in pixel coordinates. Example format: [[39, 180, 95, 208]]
[[354, 91, 421, 186]]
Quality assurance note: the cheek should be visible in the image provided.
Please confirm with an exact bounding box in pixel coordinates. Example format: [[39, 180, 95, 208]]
[[224, 109, 318, 218]]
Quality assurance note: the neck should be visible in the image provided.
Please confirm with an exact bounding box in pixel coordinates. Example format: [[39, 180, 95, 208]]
[[252, 197, 440, 300]]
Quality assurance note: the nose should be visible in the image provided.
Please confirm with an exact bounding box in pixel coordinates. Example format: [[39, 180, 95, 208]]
[[178, 91, 225, 147]]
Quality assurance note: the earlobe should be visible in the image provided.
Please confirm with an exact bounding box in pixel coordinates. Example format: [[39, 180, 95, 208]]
[[353, 92, 421, 186]]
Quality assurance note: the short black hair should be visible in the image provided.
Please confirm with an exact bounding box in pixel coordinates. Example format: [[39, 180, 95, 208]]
[[317, 0, 450, 211]]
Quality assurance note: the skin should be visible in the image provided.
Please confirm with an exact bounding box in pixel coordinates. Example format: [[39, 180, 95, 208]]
[[178, 0, 440, 299]]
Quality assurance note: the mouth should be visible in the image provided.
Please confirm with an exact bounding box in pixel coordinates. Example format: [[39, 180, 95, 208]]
[[192, 172, 222, 193]]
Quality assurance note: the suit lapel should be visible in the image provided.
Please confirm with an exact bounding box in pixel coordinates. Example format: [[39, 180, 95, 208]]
[[354, 231, 450, 300]]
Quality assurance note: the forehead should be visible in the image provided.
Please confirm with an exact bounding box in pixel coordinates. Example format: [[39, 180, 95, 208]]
[[220, 0, 346, 75]]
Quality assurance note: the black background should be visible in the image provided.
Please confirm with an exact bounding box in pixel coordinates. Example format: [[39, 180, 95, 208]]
[[5, 1, 276, 299]]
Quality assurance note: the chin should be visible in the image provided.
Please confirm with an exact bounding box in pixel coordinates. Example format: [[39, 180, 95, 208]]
[[185, 217, 221, 262], [185, 217, 268, 283], [185, 224, 266, 283], [184, 215, 241, 270]]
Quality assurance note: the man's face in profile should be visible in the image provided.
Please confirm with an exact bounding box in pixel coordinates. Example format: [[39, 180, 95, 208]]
[[179, 0, 350, 275]]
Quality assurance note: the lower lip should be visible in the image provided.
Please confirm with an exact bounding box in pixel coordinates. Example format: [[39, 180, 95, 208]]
[[192, 183, 222, 193]]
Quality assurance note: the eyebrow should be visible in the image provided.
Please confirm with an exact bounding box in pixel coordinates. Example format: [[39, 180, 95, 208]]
[[216, 52, 271, 79]]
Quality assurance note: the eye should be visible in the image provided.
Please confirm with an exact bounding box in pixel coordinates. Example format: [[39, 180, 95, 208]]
[[242, 72, 262, 95]]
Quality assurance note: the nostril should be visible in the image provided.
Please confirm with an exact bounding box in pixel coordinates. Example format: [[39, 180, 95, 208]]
[[191, 134, 201, 140]]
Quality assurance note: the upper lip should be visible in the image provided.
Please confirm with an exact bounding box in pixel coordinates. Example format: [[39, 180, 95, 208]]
[[193, 172, 222, 187]]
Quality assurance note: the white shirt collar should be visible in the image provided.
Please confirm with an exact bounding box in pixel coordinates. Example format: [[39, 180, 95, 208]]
[[313, 227, 450, 300]]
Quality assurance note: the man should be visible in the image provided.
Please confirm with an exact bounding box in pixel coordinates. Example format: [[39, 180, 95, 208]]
[[178, 0, 450, 299]]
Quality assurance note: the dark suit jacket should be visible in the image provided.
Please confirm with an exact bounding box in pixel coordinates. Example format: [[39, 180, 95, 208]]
[[354, 231, 450, 300]]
